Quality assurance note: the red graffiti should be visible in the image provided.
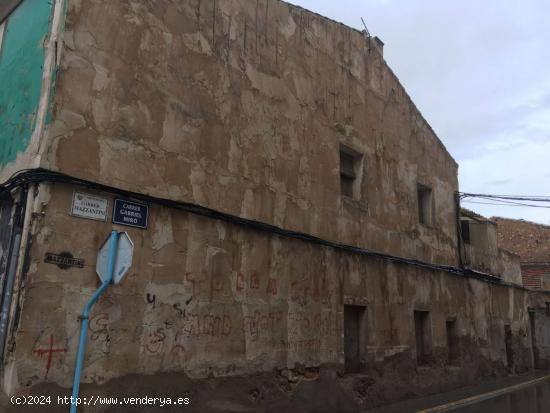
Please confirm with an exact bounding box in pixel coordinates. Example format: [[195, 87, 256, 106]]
[[236, 272, 246, 291], [287, 339, 321, 353], [212, 278, 230, 296], [236, 271, 261, 292], [288, 312, 334, 337], [242, 311, 283, 341], [185, 272, 207, 295], [170, 345, 186, 356], [33, 335, 67, 379], [249, 272, 260, 289], [266, 278, 278, 295], [182, 314, 232, 338], [290, 275, 333, 305]]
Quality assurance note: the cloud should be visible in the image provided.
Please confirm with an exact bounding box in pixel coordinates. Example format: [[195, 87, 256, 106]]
[[486, 179, 512, 186], [459, 141, 550, 224]]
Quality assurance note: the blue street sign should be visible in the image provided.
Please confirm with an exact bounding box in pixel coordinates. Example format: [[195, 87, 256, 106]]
[[112, 199, 148, 229]]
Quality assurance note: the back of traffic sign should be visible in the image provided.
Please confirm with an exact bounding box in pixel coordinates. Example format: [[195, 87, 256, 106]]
[[96, 232, 134, 284]]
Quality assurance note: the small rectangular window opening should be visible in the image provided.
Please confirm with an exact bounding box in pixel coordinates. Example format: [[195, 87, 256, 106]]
[[344, 305, 366, 373], [504, 324, 513, 369], [446, 319, 459, 365], [417, 184, 433, 225], [460, 220, 471, 244], [340, 145, 362, 199], [414, 310, 432, 365], [529, 311, 538, 368]]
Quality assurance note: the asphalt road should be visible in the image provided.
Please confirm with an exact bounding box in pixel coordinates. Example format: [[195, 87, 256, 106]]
[[453, 382, 550, 413], [363, 372, 550, 413]]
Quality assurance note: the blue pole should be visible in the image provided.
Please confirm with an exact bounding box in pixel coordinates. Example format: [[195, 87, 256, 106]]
[[70, 230, 119, 413]]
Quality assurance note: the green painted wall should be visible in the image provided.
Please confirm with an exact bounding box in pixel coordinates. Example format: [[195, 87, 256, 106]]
[[0, 0, 53, 166]]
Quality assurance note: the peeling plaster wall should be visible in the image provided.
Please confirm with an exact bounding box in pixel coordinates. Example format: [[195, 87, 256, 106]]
[[4, 0, 546, 405], [0, 0, 53, 166], [44, 0, 459, 266], [497, 249, 522, 285], [7, 183, 549, 396], [462, 218, 522, 282]]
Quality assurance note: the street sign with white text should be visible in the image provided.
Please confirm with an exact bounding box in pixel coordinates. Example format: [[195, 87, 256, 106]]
[[112, 199, 148, 229], [71, 192, 108, 221]]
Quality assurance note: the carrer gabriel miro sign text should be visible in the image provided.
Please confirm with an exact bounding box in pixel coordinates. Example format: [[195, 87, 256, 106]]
[[113, 199, 149, 229]]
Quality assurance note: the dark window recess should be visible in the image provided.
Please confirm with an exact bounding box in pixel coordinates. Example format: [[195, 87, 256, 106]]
[[417, 184, 433, 225], [460, 220, 471, 244], [414, 310, 431, 365], [341, 176, 355, 198], [339, 146, 361, 199], [446, 319, 459, 365], [344, 305, 365, 373], [504, 324, 514, 369], [529, 311, 539, 369]]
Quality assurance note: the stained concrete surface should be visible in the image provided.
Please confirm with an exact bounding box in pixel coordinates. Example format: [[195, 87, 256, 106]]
[[46, 0, 460, 266], [7, 182, 548, 401]]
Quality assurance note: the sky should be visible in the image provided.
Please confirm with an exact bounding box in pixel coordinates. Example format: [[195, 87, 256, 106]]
[[291, 0, 550, 224]]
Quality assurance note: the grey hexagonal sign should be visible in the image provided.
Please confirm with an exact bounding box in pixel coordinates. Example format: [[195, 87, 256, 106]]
[[96, 232, 134, 284]]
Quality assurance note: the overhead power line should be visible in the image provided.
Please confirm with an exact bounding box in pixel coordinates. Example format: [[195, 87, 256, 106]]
[[462, 200, 550, 209], [460, 192, 550, 211], [460, 192, 550, 202], [0, 167, 531, 290]]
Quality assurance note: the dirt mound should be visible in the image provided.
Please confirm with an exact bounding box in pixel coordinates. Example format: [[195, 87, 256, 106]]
[[0, 367, 362, 413]]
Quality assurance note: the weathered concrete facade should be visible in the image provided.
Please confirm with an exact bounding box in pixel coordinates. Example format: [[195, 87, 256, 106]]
[[4, 182, 550, 409], [43, 0, 459, 265], [459, 209, 522, 284], [1, 0, 550, 411]]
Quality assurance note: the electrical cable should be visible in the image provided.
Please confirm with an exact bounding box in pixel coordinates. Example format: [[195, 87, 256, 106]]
[[462, 200, 550, 209], [0, 168, 542, 291], [460, 192, 550, 203]]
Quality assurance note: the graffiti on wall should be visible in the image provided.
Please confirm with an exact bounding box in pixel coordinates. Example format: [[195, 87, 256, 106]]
[[180, 270, 279, 299], [32, 333, 67, 379], [27, 268, 339, 377]]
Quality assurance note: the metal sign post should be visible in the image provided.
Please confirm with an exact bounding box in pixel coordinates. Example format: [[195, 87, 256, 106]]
[[69, 230, 133, 413]]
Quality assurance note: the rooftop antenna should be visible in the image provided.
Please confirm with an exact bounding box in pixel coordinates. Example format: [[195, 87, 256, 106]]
[[361, 17, 371, 38], [361, 17, 373, 53]]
